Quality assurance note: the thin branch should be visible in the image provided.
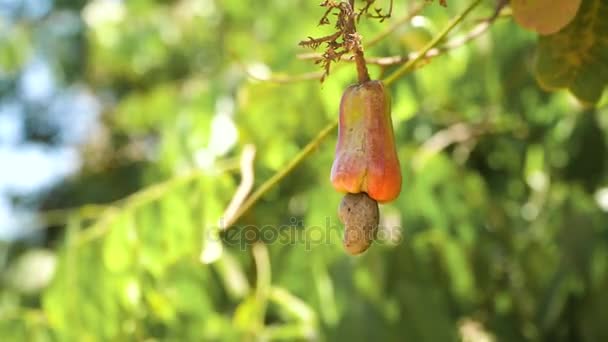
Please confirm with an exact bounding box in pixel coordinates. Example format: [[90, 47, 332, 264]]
[[253, 4, 426, 84], [300, 12, 495, 68], [383, 0, 482, 86], [422, 123, 479, 151], [0, 308, 48, 325], [366, 1, 427, 47], [300, 2, 498, 71], [75, 164, 238, 245], [252, 0, 501, 84], [348, 10, 500, 67], [357, 0, 393, 22], [413, 122, 481, 170], [252, 243, 271, 333], [299, 0, 396, 82], [244, 63, 325, 84], [221, 145, 256, 229], [35, 204, 111, 228], [33, 155, 241, 230], [222, 121, 338, 231], [258, 72, 326, 84], [413, 114, 522, 170], [298, 32, 342, 50]]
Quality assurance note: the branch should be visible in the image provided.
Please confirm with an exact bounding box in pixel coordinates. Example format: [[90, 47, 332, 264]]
[[75, 163, 239, 245], [222, 121, 338, 230], [245, 66, 324, 84], [365, 2, 427, 47], [301, 8, 505, 67], [249, 4, 426, 84], [252, 243, 271, 333], [383, 0, 482, 86], [412, 122, 481, 170], [413, 114, 523, 170], [36, 204, 112, 229], [34, 155, 242, 231], [220, 145, 256, 229]]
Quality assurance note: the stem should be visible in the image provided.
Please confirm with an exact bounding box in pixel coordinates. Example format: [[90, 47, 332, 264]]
[[354, 50, 370, 83], [347, 0, 370, 83], [76, 168, 228, 244], [252, 243, 271, 334], [221, 145, 256, 228], [35, 158, 240, 231], [291, 4, 426, 83], [224, 121, 338, 229], [311, 8, 507, 67], [366, 2, 427, 47], [383, 0, 482, 86]]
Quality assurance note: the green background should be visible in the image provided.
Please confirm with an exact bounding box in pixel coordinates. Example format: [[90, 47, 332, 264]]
[[1, 0, 608, 341]]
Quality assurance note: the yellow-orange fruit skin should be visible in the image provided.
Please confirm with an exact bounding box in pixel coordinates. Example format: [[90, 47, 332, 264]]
[[330, 80, 402, 202]]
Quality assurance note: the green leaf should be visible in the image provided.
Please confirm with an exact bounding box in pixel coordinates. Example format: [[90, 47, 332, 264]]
[[102, 214, 136, 273], [535, 0, 608, 104]]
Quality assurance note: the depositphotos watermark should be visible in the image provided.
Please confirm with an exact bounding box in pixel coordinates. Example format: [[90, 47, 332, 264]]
[[217, 217, 404, 251]]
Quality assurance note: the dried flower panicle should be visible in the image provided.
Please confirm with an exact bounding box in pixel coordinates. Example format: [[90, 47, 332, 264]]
[[298, 0, 392, 82]]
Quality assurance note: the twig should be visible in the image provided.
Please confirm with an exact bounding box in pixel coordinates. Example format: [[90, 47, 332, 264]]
[[35, 204, 112, 228], [383, 0, 482, 86], [412, 122, 480, 170], [421, 123, 479, 152], [76, 165, 237, 245], [222, 121, 338, 230], [413, 114, 522, 170], [366, 1, 427, 47], [298, 0, 383, 82], [252, 243, 271, 333], [221, 145, 256, 229], [250, 71, 325, 84], [301, 8, 504, 67], [357, 0, 393, 22], [300, 1, 487, 74], [255, 4, 426, 84], [239, 55, 324, 84], [33, 156, 241, 231]]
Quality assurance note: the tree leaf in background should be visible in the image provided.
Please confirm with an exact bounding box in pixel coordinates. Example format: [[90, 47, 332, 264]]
[[511, 0, 582, 35], [5, 249, 57, 295], [535, 0, 608, 104], [6, 0, 608, 340]]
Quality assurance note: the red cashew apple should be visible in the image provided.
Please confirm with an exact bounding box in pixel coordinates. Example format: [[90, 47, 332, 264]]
[[330, 80, 402, 202]]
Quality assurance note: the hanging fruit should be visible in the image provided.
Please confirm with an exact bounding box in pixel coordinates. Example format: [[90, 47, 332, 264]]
[[330, 80, 402, 203], [331, 79, 402, 255]]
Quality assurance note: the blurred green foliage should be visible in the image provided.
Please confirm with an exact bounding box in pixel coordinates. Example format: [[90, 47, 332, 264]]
[[2, 0, 608, 341]]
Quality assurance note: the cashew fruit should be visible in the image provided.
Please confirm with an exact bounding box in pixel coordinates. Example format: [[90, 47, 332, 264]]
[[330, 80, 402, 202]]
